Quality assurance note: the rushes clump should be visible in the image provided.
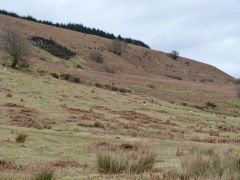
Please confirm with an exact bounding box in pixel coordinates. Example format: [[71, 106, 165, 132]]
[[165, 145, 240, 180], [97, 150, 156, 174]]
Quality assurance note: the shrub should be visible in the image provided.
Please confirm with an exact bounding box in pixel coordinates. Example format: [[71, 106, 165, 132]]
[[117, 88, 127, 93], [60, 74, 80, 83], [95, 83, 103, 88], [194, 105, 204, 110], [89, 50, 104, 64], [6, 93, 12, 98], [147, 83, 156, 89], [33, 165, 55, 180], [97, 150, 156, 174], [94, 121, 105, 129], [217, 124, 237, 132], [201, 78, 214, 83], [168, 50, 179, 60], [40, 57, 47, 61], [94, 83, 131, 93], [78, 121, 105, 129], [50, 73, 59, 79], [165, 146, 240, 180], [73, 77, 80, 83], [0, 27, 29, 68], [165, 74, 182, 80], [109, 39, 123, 56], [76, 64, 82, 69], [103, 66, 115, 73], [26, 120, 44, 129], [185, 61, 190, 66], [60, 74, 70, 80], [206, 102, 217, 108], [111, 86, 118, 91], [16, 132, 27, 143]]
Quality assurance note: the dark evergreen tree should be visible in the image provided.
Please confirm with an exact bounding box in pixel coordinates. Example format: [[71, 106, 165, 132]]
[[0, 9, 150, 49]]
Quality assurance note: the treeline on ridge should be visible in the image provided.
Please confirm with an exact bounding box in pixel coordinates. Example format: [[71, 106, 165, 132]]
[[0, 9, 150, 49]]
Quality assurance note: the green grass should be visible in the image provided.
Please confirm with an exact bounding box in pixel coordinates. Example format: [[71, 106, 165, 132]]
[[1, 64, 240, 179]]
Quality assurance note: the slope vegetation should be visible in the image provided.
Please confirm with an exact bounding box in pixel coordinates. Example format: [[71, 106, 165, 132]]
[[0, 14, 240, 179]]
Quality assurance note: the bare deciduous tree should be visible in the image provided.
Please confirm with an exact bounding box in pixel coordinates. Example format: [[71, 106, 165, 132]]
[[0, 28, 29, 68], [109, 39, 124, 56]]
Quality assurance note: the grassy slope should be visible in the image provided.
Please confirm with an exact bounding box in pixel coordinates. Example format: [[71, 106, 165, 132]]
[[1, 66, 240, 179], [0, 13, 238, 106], [0, 14, 240, 179]]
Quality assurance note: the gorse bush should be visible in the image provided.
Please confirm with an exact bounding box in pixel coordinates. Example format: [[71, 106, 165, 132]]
[[164, 145, 240, 180], [97, 150, 156, 174]]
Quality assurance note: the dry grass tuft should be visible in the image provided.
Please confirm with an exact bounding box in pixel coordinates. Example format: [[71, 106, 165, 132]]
[[97, 150, 156, 174], [164, 145, 240, 180], [32, 164, 55, 180], [93, 142, 156, 174]]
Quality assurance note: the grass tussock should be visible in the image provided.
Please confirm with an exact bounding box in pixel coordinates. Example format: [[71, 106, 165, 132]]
[[96, 143, 156, 174], [164, 145, 240, 180], [32, 164, 55, 180]]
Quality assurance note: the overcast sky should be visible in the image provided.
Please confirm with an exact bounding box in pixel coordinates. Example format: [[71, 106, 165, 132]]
[[1, 0, 240, 78]]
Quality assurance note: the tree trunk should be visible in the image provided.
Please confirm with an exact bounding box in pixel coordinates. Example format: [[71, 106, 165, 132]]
[[11, 57, 18, 68]]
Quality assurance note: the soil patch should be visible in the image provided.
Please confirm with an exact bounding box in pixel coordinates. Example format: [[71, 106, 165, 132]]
[[50, 160, 88, 168], [86, 141, 147, 152], [191, 137, 240, 144], [0, 159, 23, 171], [3, 103, 55, 129]]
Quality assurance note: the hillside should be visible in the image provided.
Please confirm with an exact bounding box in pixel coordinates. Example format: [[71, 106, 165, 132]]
[[0, 13, 240, 179]]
